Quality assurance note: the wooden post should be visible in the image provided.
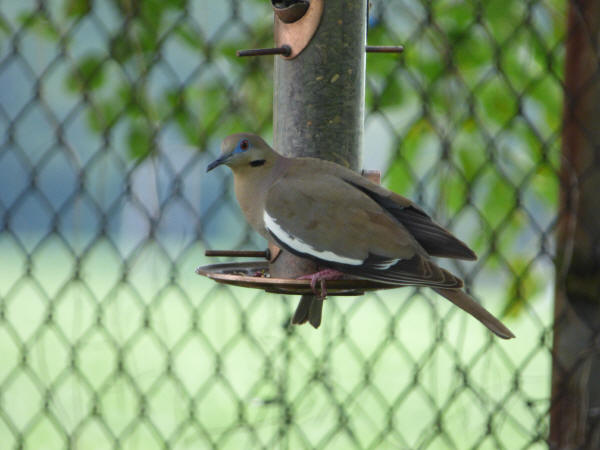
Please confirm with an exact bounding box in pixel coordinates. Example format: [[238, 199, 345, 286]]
[[270, 0, 367, 282], [550, 1, 600, 448]]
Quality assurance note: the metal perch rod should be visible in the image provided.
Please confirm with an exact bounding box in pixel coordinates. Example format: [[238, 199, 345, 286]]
[[205, 250, 270, 258], [365, 45, 404, 53], [237, 45, 404, 57]]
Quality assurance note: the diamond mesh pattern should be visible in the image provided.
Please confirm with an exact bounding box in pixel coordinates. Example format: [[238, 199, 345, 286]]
[[0, 0, 581, 448]]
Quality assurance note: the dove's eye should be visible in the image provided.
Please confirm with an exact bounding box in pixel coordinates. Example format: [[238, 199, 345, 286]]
[[240, 139, 249, 150]]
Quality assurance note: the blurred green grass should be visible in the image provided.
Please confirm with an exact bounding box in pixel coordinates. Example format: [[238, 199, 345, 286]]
[[0, 233, 550, 449]]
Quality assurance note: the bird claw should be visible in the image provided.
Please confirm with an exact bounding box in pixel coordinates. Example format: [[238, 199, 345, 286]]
[[298, 269, 344, 299]]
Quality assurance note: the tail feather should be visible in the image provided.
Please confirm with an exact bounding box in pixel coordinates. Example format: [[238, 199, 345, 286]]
[[292, 294, 323, 328], [434, 288, 515, 339]]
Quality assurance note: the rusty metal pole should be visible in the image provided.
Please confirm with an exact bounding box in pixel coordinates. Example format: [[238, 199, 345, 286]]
[[550, 1, 600, 448], [270, 1, 367, 309]]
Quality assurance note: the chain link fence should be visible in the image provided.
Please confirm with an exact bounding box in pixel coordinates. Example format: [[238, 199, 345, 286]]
[[0, 0, 574, 448]]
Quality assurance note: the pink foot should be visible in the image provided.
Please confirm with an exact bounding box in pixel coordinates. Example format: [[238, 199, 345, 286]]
[[298, 269, 345, 298]]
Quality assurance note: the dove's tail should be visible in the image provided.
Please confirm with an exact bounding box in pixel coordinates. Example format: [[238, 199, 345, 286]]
[[434, 288, 515, 339]]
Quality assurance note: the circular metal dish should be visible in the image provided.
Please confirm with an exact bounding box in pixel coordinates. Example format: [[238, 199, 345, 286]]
[[196, 261, 396, 296]]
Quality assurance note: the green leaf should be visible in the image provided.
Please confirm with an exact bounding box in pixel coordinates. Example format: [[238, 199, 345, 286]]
[[378, 77, 404, 108], [65, 0, 92, 18], [17, 12, 60, 40], [502, 258, 543, 317], [480, 171, 516, 228], [127, 124, 154, 160], [0, 14, 10, 36], [530, 164, 559, 207], [66, 55, 106, 92]]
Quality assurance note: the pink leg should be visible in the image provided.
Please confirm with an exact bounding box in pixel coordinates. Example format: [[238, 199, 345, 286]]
[[298, 269, 344, 298]]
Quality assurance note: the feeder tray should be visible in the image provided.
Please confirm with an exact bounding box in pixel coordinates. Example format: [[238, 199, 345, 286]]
[[196, 260, 396, 296]]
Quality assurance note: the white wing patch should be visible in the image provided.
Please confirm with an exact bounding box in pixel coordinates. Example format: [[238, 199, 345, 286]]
[[263, 211, 363, 266], [370, 259, 401, 270]]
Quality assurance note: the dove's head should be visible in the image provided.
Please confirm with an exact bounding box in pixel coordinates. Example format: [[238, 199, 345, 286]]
[[206, 133, 278, 173]]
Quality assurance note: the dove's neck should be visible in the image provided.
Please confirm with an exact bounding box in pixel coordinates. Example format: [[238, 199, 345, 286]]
[[232, 154, 290, 238]]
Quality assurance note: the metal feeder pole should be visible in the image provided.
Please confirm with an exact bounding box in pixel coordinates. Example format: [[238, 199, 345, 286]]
[[270, 0, 368, 282]]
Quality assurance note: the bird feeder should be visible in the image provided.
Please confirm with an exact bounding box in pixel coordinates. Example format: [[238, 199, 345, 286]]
[[198, 1, 403, 297]]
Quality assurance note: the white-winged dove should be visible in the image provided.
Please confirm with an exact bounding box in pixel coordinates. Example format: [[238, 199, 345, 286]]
[[206, 133, 515, 339]]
